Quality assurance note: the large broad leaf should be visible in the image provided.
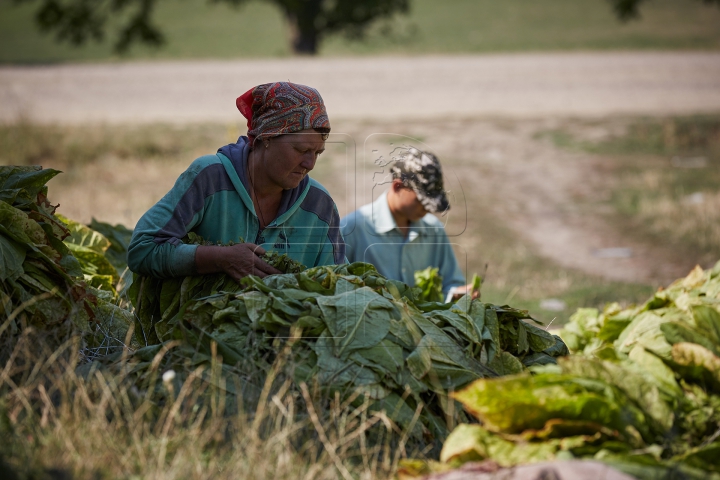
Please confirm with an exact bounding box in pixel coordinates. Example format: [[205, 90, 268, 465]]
[[0, 166, 61, 207], [692, 305, 720, 345], [452, 373, 643, 441], [0, 201, 48, 248], [88, 218, 133, 273], [440, 423, 562, 467], [670, 342, 720, 392], [0, 233, 26, 282], [559, 356, 673, 435], [489, 350, 526, 374], [627, 346, 682, 401], [59, 215, 111, 254], [616, 311, 673, 359], [354, 338, 405, 374], [313, 331, 381, 390], [525, 321, 558, 352], [65, 243, 119, 284], [671, 441, 720, 473], [484, 307, 500, 363], [317, 286, 394, 357], [660, 322, 719, 357]]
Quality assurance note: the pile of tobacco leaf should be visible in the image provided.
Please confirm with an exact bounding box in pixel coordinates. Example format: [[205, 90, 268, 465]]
[[399, 263, 720, 480], [127, 262, 568, 440], [0, 166, 134, 358]]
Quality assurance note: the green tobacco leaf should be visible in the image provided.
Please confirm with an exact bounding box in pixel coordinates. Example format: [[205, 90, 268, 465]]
[[317, 286, 394, 357], [65, 244, 119, 283], [616, 311, 673, 359], [672, 441, 720, 473], [484, 307, 500, 363], [516, 321, 529, 354], [543, 335, 570, 358], [598, 316, 633, 342], [440, 423, 560, 467], [411, 313, 496, 379], [355, 338, 405, 374], [627, 346, 682, 400], [0, 234, 26, 282], [521, 352, 558, 368], [414, 266, 444, 303], [452, 373, 639, 438], [671, 342, 720, 392], [692, 305, 720, 345], [525, 322, 558, 352], [661, 322, 719, 356], [59, 215, 111, 254], [559, 356, 673, 435], [87, 218, 133, 272], [431, 310, 479, 343], [0, 166, 60, 207], [0, 201, 48, 248], [489, 351, 525, 375]]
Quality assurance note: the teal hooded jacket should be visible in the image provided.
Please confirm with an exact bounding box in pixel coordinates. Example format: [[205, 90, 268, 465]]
[[127, 136, 345, 278]]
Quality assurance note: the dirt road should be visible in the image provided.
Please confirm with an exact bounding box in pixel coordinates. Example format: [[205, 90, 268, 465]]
[[2, 52, 720, 123]]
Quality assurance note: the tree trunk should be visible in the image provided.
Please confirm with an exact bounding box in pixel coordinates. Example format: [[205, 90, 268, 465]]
[[291, 25, 318, 54], [284, 0, 322, 55]]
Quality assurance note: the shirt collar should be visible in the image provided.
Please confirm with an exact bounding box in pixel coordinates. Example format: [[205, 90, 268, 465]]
[[372, 192, 423, 237]]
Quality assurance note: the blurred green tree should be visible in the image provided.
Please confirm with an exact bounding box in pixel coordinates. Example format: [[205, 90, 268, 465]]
[[608, 0, 720, 20], [13, 0, 409, 55]]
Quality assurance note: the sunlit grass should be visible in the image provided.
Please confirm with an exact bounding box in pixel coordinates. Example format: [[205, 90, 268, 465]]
[[538, 115, 720, 268]]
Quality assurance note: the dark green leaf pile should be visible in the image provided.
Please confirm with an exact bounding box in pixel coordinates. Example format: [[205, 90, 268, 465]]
[[127, 262, 567, 441], [0, 166, 133, 356], [400, 263, 720, 480], [0, 166, 89, 329]]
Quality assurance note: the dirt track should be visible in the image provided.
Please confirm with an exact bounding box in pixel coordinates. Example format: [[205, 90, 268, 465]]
[[2, 52, 719, 286], [2, 52, 720, 123]]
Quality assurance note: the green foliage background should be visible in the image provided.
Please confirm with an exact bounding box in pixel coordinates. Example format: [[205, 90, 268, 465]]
[[2, 0, 720, 63]]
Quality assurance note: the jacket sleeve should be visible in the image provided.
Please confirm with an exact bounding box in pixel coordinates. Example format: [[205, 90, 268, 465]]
[[127, 159, 213, 278]]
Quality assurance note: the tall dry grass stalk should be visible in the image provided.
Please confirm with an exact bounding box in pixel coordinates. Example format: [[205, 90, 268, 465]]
[[0, 323, 421, 480]]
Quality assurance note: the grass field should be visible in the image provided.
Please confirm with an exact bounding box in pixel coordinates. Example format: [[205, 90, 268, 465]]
[[538, 115, 720, 269], [1, 0, 720, 63]]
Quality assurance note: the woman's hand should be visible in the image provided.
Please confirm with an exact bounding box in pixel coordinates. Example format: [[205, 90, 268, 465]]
[[195, 243, 282, 281]]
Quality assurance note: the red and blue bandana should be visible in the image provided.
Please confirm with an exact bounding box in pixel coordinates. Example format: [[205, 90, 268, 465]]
[[236, 82, 331, 146]]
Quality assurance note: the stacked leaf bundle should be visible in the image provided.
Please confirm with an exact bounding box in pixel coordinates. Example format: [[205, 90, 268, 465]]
[[0, 166, 133, 355], [128, 263, 568, 440], [399, 263, 720, 480]]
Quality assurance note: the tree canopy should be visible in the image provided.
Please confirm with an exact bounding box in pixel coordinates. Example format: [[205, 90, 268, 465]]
[[14, 0, 409, 55], [608, 0, 720, 20], [14, 0, 720, 55]]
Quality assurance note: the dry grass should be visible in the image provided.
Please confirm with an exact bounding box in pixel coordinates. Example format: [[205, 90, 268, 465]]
[[0, 322, 419, 480]]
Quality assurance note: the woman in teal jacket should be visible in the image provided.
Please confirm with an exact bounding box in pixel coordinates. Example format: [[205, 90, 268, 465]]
[[128, 82, 345, 281]]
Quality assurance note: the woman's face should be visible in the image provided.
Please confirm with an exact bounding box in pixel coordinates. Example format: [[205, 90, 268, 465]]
[[257, 130, 326, 190]]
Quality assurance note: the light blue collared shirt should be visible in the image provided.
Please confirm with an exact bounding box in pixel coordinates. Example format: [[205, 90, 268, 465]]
[[341, 192, 465, 296]]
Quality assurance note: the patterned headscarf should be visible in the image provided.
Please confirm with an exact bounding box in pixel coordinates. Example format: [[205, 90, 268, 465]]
[[236, 82, 331, 146]]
